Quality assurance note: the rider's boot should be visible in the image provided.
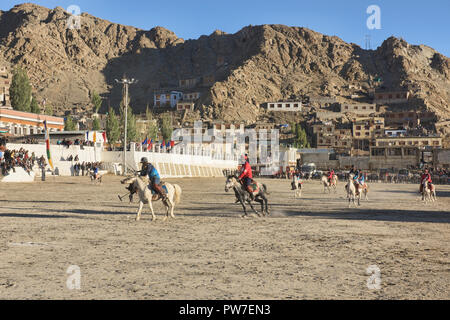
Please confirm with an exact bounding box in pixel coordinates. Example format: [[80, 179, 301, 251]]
[[155, 184, 169, 202]]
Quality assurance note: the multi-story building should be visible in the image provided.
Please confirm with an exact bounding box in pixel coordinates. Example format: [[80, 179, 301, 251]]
[[374, 89, 410, 105], [339, 103, 377, 116], [383, 111, 437, 126], [352, 117, 385, 155], [352, 117, 385, 139], [374, 136, 442, 149], [369, 136, 443, 169], [266, 101, 302, 112], [0, 107, 64, 136], [154, 91, 183, 108], [312, 122, 352, 154]]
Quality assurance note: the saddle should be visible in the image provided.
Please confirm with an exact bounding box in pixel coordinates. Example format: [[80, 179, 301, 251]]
[[148, 183, 168, 201], [241, 179, 260, 194]]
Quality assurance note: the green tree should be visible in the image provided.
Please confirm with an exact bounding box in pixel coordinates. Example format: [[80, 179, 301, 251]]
[[10, 67, 32, 112], [64, 115, 76, 131], [119, 101, 138, 143], [44, 104, 53, 116], [106, 107, 120, 148], [294, 124, 310, 148], [161, 113, 173, 141], [30, 96, 40, 114], [92, 117, 101, 130], [91, 91, 102, 114], [146, 106, 159, 141]]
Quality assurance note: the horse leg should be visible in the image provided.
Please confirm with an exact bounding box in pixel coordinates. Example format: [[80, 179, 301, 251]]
[[237, 195, 248, 217], [148, 200, 156, 221], [254, 197, 264, 217], [169, 199, 176, 219], [247, 199, 260, 217], [262, 195, 270, 215], [136, 201, 144, 221]]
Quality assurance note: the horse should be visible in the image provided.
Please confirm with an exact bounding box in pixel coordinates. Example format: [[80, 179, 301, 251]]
[[292, 177, 303, 199], [321, 175, 338, 194], [345, 173, 360, 207], [225, 175, 269, 217], [421, 180, 437, 203], [89, 170, 102, 184], [121, 175, 182, 221]]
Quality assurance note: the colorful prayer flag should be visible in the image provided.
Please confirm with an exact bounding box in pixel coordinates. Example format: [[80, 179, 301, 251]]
[[44, 121, 54, 171]]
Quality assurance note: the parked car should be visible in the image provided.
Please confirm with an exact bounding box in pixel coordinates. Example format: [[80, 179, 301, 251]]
[[301, 163, 317, 179]]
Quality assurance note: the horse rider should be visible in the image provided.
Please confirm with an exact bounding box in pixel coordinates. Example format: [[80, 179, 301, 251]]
[[93, 165, 100, 180], [292, 169, 302, 190], [420, 169, 433, 193], [140, 157, 168, 202], [328, 168, 335, 184], [238, 154, 255, 200]]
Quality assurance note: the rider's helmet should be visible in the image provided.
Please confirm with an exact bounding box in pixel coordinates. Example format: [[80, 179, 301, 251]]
[[141, 157, 148, 163]]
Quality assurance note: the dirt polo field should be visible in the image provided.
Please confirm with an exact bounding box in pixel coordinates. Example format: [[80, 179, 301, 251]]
[[0, 175, 448, 300]]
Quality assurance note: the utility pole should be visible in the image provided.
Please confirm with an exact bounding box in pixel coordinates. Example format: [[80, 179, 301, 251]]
[[115, 76, 138, 175]]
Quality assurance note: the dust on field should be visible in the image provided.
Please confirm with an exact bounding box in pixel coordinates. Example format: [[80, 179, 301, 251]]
[[0, 176, 448, 299]]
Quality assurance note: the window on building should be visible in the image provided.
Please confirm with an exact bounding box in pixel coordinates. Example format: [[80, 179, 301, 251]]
[[356, 132, 361, 136], [356, 126, 361, 130], [372, 148, 385, 156], [388, 148, 402, 156], [365, 132, 370, 136], [278, 104, 282, 108]]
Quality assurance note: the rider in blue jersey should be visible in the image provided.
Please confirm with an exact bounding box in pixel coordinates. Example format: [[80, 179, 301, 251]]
[[140, 157, 167, 201]]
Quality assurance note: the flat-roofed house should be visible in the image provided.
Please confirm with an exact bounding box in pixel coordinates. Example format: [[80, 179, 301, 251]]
[[266, 101, 302, 112], [154, 91, 183, 108], [374, 90, 410, 105], [340, 103, 377, 116], [0, 107, 64, 136]]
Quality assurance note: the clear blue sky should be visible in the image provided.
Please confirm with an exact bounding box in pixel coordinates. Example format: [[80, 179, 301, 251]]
[[1, 0, 449, 56]]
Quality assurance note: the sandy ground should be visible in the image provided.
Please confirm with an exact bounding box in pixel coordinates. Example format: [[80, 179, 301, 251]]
[[0, 175, 448, 300]]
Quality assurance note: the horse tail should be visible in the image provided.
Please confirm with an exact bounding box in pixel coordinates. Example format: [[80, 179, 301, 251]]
[[173, 184, 182, 205]]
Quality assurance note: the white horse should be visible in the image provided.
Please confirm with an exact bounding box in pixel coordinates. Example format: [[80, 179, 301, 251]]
[[292, 177, 303, 199], [121, 175, 182, 221], [321, 175, 338, 194], [422, 180, 437, 203], [345, 174, 360, 207]]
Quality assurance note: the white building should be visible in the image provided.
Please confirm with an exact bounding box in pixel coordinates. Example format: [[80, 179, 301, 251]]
[[266, 101, 302, 112], [154, 91, 183, 108]]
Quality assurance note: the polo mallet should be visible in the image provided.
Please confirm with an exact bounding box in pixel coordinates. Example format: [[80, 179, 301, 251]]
[[118, 192, 130, 202]]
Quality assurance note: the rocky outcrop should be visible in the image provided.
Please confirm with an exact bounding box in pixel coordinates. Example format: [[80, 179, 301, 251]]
[[0, 3, 448, 121]]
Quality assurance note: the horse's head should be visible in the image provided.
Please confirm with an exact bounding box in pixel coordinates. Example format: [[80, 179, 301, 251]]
[[121, 176, 137, 185], [225, 175, 238, 192]]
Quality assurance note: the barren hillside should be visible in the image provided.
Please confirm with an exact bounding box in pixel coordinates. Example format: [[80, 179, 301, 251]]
[[0, 3, 448, 122]]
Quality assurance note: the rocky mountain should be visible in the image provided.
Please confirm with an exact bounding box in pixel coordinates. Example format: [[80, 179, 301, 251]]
[[0, 3, 449, 122]]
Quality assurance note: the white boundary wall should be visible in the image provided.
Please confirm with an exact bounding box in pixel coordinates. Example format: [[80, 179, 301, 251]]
[[6, 143, 237, 178]]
